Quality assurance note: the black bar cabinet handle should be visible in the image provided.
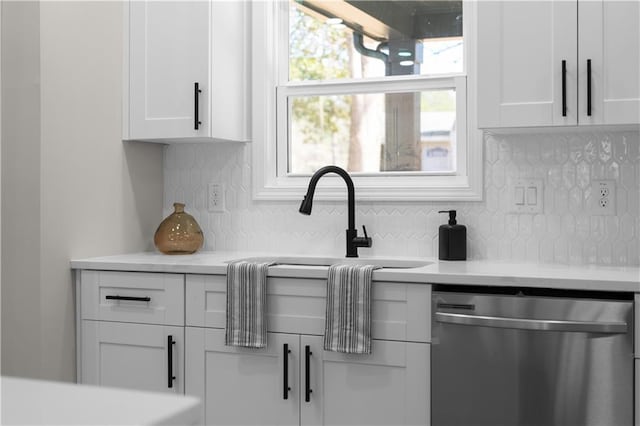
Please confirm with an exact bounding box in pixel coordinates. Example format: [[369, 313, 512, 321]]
[[194, 82, 202, 130], [283, 344, 291, 400], [105, 295, 151, 302], [561, 60, 567, 117], [587, 59, 592, 116], [305, 345, 312, 402], [167, 335, 176, 388]]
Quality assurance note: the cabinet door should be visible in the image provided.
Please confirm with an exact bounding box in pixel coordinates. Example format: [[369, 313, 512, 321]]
[[185, 328, 299, 426], [635, 358, 640, 426], [300, 336, 430, 426], [636, 294, 639, 357], [127, 1, 210, 140], [477, 1, 577, 128], [81, 321, 184, 394], [579, 0, 640, 125]]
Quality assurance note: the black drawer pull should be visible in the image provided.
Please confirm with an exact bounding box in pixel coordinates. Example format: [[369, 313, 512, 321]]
[[168, 335, 176, 388], [587, 59, 592, 116], [105, 295, 151, 302], [561, 60, 567, 117], [194, 82, 202, 130], [305, 345, 312, 402], [283, 343, 291, 400]]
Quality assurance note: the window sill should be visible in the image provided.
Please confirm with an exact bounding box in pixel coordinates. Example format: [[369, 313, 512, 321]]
[[252, 167, 483, 202]]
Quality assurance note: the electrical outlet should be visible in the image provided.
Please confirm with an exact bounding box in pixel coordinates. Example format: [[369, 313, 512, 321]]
[[208, 183, 225, 212], [591, 180, 616, 216]]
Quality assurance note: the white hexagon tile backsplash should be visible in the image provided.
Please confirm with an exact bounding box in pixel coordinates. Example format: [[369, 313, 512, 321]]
[[164, 130, 639, 266]]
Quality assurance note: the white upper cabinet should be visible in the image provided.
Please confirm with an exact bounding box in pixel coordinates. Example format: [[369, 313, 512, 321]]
[[124, 1, 249, 142], [578, 1, 640, 125], [478, 0, 639, 128]]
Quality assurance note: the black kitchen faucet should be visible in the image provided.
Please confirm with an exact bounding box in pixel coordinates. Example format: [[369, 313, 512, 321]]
[[299, 165, 372, 258]]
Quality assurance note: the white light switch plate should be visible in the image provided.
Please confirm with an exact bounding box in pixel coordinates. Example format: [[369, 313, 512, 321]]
[[509, 179, 543, 214]]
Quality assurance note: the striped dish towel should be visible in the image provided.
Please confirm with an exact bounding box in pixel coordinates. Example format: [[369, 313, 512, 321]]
[[225, 261, 271, 348], [323, 263, 380, 354]]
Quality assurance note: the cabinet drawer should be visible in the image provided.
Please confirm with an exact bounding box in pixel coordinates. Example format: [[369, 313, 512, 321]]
[[80, 270, 184, 326], [186, 274, 431, 342]]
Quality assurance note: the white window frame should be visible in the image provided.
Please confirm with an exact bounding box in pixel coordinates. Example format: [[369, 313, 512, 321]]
[[252, 0, 483, 201]]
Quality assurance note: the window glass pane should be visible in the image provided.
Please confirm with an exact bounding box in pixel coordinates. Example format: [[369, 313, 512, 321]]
[[288, 89, 457, 174], [289, 0, 463, 81]]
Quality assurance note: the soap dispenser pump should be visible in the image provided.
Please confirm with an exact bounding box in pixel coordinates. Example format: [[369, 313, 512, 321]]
[[438, 210, 466, 261]]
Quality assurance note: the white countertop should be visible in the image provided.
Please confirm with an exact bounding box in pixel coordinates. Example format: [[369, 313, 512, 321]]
[[70, 251, 640, 292], [1, 376, 201, 425]]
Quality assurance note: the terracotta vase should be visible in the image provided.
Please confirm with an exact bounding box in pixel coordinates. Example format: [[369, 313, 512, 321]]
[[154, 203, 204, 255]]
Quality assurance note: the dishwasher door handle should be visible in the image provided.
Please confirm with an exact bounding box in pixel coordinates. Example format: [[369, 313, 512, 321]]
[[435, 312, 628, 334]]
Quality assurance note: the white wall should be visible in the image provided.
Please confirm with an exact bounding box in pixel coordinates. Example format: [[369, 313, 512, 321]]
[[0, 0, 4, 372], [1, 0, 42, 379], [1, 1, 163, 381]]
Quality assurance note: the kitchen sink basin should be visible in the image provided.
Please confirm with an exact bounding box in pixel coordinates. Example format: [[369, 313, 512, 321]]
[[229, 256, 430, 269]]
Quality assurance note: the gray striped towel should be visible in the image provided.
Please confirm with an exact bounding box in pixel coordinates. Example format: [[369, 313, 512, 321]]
[[225, 261, 271, 348], [323, 263, 380, 354]]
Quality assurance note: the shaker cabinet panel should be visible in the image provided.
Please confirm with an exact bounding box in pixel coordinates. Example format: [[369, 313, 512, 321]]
[[578, 1, 640, 125], [80, 270, 184, 326], [301, 336, 430, 426], [477, 1, 577, 128], [81, 321, 184, 394], [127, 0, 211, 140], [185, 327, 299, 426], [185, 274, 431, 342]]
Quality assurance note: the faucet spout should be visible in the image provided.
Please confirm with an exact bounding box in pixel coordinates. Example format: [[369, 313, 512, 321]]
[[299, 166, 371, 257]]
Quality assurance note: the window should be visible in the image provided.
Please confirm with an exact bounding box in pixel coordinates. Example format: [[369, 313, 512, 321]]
[[252, 0, 482, 201]]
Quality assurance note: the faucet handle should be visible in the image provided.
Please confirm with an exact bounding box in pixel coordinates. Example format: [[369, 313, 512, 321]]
[[354, 225, 372, 248]]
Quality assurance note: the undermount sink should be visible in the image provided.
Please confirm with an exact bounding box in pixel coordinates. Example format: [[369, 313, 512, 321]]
[[230, 256, 431, 269]]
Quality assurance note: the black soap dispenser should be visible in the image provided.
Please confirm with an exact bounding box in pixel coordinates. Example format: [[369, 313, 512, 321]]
[[438, 210, 466, 261]]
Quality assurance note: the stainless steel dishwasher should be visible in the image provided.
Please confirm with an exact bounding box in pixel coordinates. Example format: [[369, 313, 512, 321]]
[[431, 285, 634, 426]]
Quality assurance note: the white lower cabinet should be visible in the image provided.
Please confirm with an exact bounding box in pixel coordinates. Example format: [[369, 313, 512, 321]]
[[183, 273, 431, 425], [81, 321, 184, 394], [77, 270, 186, 394], [185, 328, 430, 426], [77, 270, 431, 425]]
